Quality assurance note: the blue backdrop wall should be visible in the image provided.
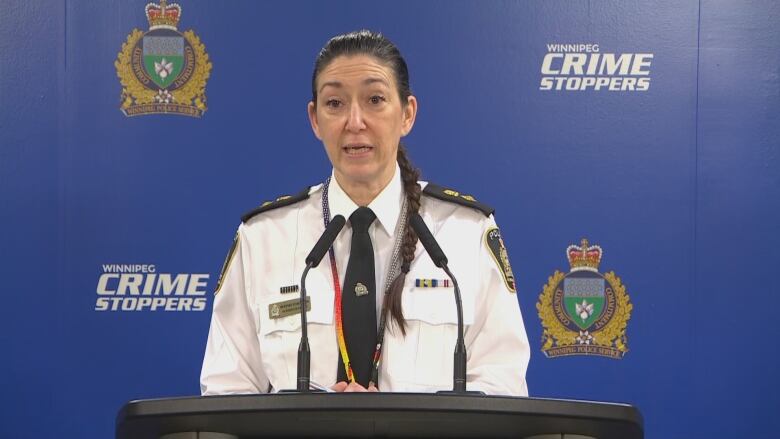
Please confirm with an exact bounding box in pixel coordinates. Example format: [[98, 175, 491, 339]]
[[1, 1, 778, 438]]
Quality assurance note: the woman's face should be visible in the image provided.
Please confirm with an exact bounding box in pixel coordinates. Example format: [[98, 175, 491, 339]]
[[308, 55, 417, 189]]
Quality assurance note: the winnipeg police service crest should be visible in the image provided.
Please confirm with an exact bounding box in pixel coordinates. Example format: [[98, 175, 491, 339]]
[[536, 239, 633, 359], [115, 0, 212, 117]]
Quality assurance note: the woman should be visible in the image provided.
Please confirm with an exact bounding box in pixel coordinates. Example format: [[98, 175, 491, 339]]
[[200, 30, 530, 395]]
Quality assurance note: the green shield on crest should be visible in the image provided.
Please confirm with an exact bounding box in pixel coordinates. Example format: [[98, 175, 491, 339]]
[[563, 275, 605, 330], [142, 35, 184, 89]]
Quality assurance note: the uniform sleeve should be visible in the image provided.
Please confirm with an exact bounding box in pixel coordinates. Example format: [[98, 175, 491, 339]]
[[200, 224, 269, 395], [463, 215, 530, 396]]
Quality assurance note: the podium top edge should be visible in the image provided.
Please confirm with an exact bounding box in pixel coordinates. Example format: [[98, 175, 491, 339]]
[[118, 393, 643, 426]]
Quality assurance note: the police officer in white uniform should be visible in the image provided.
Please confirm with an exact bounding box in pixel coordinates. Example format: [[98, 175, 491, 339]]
[[200, 30, 530, 396]]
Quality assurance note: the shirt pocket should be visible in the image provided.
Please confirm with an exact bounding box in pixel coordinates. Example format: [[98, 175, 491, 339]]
[[255, 270, 334, 389], [396, 279, 475, 388]]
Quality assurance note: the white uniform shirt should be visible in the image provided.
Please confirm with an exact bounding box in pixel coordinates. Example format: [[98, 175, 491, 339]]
[[200, 167, 530, 395]]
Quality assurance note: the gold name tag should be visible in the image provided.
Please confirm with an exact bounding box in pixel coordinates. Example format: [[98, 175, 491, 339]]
[[268, 297, 311, 319]]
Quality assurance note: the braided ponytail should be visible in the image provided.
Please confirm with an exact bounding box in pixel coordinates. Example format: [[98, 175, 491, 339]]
[[386, 143, 421, 335]]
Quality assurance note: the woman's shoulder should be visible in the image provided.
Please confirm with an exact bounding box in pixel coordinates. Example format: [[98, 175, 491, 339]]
[[419, 181, 494, 218], [240, 183, 323, 225]]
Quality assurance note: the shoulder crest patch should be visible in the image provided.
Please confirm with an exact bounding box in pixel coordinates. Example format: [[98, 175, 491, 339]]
[[422, 183, 494, 217], [484, 227, 516, 293], [241, 186, 311, 223]]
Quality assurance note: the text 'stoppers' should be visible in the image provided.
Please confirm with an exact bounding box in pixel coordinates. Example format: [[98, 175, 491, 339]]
[[115, 0, 212, 117]]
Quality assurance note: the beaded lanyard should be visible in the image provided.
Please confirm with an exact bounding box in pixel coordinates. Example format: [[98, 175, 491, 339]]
[[321, 176, 407, 386]]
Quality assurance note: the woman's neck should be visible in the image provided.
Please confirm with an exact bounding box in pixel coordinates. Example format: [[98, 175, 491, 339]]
[[334, 170, 394, 207]]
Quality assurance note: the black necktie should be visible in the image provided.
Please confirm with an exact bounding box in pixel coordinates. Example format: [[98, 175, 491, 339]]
[[338, 206, 377, 386]]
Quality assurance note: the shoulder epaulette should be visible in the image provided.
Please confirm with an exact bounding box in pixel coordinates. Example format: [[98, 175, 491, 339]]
[[422, 183, 494, 217], [241, 186, 311, 223]]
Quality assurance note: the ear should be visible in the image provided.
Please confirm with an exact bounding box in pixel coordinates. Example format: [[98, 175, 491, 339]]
[[307, 101, 322, 140], [400, 95, 418, 137]]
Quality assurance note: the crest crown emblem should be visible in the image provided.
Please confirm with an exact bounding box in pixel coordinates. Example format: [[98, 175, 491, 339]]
[[116, 0, 211, 117], [567, 238, 603, 272], [145, 0, 181, 30], [537, 238, 632, 359]]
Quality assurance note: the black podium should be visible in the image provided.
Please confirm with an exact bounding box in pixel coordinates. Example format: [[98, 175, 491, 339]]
[[116, 393, 642, 438]]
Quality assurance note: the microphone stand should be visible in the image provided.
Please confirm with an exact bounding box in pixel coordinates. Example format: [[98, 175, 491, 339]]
[[296, 262, 314, 392], [409, 213, 483, 395], [442, 265, 466, 393], [435, 263, 484, 396], [279, 263, 320, 393], [279, 214, 344, 393]]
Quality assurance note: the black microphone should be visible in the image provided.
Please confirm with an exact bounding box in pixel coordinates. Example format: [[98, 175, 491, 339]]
[[409, 213, 483, 395], [409, 213, 448, 268], [306, 215, 346, 267], [290, 215, 345, 392]]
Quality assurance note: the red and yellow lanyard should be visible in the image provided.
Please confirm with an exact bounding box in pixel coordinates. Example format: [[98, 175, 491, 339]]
[[321, 177, 400, 386]]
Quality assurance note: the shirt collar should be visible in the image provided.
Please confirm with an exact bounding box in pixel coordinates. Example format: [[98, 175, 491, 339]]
[[328, 164, 403, 237]]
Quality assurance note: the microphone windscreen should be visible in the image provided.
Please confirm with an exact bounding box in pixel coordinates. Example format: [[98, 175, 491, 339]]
[[305, 215, 346, 267], [409, 213, 448, 267]]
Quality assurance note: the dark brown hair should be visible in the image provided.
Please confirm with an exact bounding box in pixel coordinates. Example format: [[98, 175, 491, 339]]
[[312, 30, 419, 334]]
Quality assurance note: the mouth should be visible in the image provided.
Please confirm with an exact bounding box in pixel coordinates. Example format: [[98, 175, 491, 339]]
[[342, 143, 374, 156]]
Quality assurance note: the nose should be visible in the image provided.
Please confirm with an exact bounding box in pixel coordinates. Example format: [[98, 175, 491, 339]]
[[345, 101, 366, 133]]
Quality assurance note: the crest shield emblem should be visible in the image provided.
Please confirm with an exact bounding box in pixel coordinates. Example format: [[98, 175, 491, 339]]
[[537, 239, 633, 359], [142, 32, 185, 88], [563, 272, 605, 330], [115, 0, 211, 117]]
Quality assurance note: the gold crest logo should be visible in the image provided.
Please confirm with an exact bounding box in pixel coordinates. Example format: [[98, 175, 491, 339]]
[[536, 239, 633, 359], [115, 0, 212, 117]]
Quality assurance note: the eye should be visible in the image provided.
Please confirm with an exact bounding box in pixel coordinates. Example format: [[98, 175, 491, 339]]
[[325, 98, 343, 109], [369, 95, 386, 105]]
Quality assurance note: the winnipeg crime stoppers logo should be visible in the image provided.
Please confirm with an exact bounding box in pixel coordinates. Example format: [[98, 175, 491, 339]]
[[537, 239, 633, 359], [115, 0, 212, 117], [95, 264, 208, 312], [540, 43, 652, 91]]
